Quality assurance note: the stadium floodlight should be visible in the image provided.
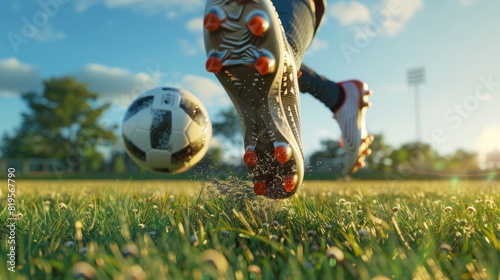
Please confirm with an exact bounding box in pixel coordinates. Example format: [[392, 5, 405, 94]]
[[407, 67, 425, 141]]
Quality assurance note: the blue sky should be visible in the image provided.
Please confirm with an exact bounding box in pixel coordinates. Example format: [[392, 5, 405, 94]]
[[1, 0, 499, 162]]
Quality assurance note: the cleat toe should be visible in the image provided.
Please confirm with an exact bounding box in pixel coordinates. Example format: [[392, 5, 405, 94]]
[[254, 181, 267, 195]]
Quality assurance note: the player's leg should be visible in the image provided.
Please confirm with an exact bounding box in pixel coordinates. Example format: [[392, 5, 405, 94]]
[[203, 0, 306, 199], [299, 64, 374, 175], [299, 61, 374, 175], [281, 0, 375, 175]]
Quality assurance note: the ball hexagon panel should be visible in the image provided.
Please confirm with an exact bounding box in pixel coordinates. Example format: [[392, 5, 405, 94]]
[[131, 128, 151, 152], [146, 149, 189, 174], [185, 121, 203, 143], [122, 117, 137, 140], [171, 108, 192, 132], [134, 109, 154, 131], [123, 135, 146, 161], [169, 130, 189, 152], [145, 149, 171, 169], [123, 96, 154, 123]]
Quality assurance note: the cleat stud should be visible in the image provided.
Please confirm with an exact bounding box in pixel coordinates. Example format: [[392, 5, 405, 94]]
[[283, 175, 298, 193], [254, 56, 272, 75], [274, 145, 291, 164], [204, 13, 221, 32], [363, 149, 372, 156], [247, 15, 269, 37], [243, 149, 258, 167], [297, 71, 303, 78], [206, 56, 222, 73], [254, 181, 267, 195], [339, 137, 344, 148], [357, 161, 366, 168]]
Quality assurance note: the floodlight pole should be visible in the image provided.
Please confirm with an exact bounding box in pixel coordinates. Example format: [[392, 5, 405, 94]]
[[408, 67, 425, 142]]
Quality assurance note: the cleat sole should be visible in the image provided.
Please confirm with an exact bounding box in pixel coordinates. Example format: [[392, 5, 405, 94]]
[[203, 0, 304, 199]]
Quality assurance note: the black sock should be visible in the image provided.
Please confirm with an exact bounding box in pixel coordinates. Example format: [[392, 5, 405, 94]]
[[298, 64, 345, 113]]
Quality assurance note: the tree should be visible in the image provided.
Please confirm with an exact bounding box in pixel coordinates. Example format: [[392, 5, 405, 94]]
[[211, 107, 242, 146], [365, 133, 393, 170], [0, 77, 117, 171], [485, 150, 500, 170], [308, 139, 343, 173]]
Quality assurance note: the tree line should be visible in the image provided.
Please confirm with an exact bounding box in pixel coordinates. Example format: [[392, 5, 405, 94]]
[[1, 77, 499, 177]]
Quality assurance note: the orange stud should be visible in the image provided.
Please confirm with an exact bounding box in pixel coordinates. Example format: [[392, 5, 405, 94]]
[[363, 149, 372, 156], [283, 175, 298, 193], [339, 137, 344, 148], [206, 56, 222, 73], [254, 181, 267, 195], [204, 13, 221, 32], [273, 145, 291, 164], [247, 15, 269, 37], [254, 56, 271, 75], [243, 149, 258, 167], [297, 71, 303, 78], [357, 161, 366, 168]]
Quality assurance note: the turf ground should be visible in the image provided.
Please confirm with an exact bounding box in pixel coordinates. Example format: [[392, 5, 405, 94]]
[[1, 179, 499, 279]]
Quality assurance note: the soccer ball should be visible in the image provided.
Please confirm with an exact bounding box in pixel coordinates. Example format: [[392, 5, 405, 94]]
[[122, 87, 212, 174]]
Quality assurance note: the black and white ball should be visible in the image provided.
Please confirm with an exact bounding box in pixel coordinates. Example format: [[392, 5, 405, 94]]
[[122, 87, 212, 174]]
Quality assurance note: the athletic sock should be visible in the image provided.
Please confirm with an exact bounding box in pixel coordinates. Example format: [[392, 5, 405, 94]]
[[298, 64, 345, 113]]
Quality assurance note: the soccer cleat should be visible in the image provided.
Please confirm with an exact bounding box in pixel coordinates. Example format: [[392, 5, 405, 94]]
[[204, 0, 304, 199], [334, 80, 374, 175]]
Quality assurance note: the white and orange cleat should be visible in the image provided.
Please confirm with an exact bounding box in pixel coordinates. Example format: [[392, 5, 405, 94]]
[[203, 0, 304, 199], [334, 80, 374, 175]]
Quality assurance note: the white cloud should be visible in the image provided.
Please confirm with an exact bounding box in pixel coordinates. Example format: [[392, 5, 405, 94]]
[[75, 63, 157, 106], [180, 75, 227, 106], [186, 17, 203, 33], [178, 39, 198, 56], [380, 0, 423, 36], [459, 0, 478, 6], [75, 0, 203, 15], [307, 38, 329, 54], [329, 1, 371, 26], [330, 0, 423, 37], [0, 58, 41, 97], [34, 25, 66, 42]]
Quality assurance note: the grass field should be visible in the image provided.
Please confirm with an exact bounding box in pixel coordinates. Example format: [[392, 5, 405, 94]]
[[1, 179, 499, 279]]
